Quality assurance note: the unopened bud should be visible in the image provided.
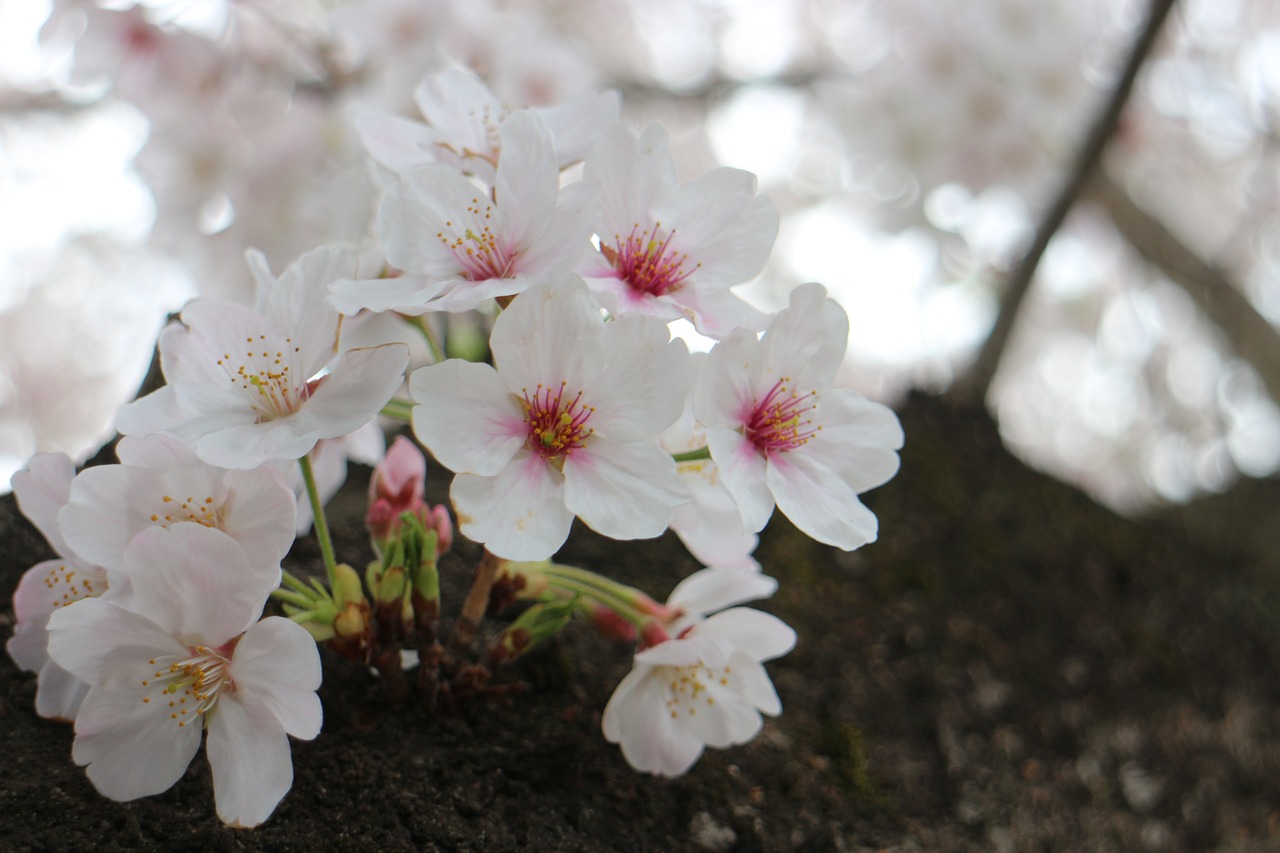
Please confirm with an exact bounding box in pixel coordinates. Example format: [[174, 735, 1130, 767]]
[[366, 435, 429, 548], [488, 598, 575, 667], [332, 562, 367, 609], [427, 504, 452, 558], [639, 620, 671, 650], [583, 601, 637, 643], [334, 602, 368, 640]]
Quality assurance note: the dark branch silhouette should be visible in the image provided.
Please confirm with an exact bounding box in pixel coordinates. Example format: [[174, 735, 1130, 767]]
[[953, 0, 1179, 405]]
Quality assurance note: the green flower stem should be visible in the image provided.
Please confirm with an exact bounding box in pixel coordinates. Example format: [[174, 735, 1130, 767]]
[[403, 314, 446, 364], [537, 573, 647, 631], [380, 398, 414, 423], [271, 588, 319, 608], [298, 453, 337, 588], [538, 563, 656, 612], [281, 569, 327, 599], [531, 563, 666, 630], [670, 445, 711, 463]]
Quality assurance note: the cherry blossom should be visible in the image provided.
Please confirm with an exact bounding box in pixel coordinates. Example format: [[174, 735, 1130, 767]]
[[661, 355, 760, 571], [579, 123, 777, 338], [354, 65, 619, 180], [410, 275, 692, 560], [115, 243, 409, 469], [45, 523, 321, 828], [663, 566, 778, 634], [58, 433, 296, 577], [332, 110, 599, 316], [602, 605, 795, 777], [7, 453, 109, 721], [695, 283, 903, 551]]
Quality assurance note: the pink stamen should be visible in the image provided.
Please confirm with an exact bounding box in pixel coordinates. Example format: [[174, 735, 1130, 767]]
[[436, 197, 516, 281], [521, 382, 595, 460], [745, 378, 819, 455], [601, 222, 701, 297]]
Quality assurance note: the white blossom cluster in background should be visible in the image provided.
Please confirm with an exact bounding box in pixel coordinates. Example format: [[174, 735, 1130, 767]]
[[4, 17, 908, 826], [3, 0, 1277, 513]]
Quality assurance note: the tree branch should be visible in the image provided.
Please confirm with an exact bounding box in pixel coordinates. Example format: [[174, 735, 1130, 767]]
[[1086, 171, 1280, 406], [952, 0, 1179, 405]]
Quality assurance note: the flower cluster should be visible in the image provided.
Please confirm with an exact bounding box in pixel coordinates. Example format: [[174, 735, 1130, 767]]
[[7, 61, 903, 826]]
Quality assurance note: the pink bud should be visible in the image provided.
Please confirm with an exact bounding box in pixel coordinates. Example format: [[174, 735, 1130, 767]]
[[586, 603, 637, 643], [427, 504, 452, 558], [366, 498, 398, 543], [366, 435, 428, 542], [369, 435, 426, 506], [639, 620, 671, 649]]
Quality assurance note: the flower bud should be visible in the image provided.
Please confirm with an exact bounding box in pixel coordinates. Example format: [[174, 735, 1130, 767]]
[[582, 601, 638, 643], [366, 435, 430, 548], [328, 563, 374, 661], [488, 598, 576, 667], [427, 504, 452, 558]]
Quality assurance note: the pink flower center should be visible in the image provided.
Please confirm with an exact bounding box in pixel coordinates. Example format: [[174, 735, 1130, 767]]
[[745, 378, 819, 455], [601, 223, 701, 297], [521, 381, 595, 462], [436, 198, 517, 281]]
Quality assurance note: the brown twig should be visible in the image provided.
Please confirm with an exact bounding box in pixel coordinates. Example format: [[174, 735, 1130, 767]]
[[448, 549, 503, 654], [952, 0, 1179, 405]]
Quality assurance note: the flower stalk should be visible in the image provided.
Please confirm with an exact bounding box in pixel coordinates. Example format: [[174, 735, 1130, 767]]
[[298, 452, 338, 587]]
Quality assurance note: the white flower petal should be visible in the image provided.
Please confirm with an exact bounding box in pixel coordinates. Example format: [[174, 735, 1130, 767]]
[[759, 283, 847, 392], [562, 439, 684, 541], [694, 329, 760, 431], [34, 659, 90, 721], [666, 567, 776, 619], [206, 696, 294, 828], [493, 111, 559, 250], [115, 433, 200, 469], [410, 359, 527, 476], [587, 123, 679, 233], [220, 467, 298, 563], [73, 682, 203, 802], [699, 608, 797, 663], [534, 89, 621, 166], [450, 457, 574, 561], [231, 617, 323, 740], [59, 465, 162, 572], [355, 111, 438, 172], [766, 450, 880, 551], [513, 180, 599, 278], [47, 598, 186, 685], [705, 427, 774, 533], [679, 676, 763, 749], [729, 654, 783, 717], [121, 525, 274, 643], [604, 668, 704, 777], [293, 342, 410, 438], [377, 168, 500, 278], [490, 276, 604, 396], [11, 453, 76, 555], [660, 167, 777, 286], [583, 313, 691, 441], [328, 274, 446, 316], [669, 499, 761, 572], [10, 559, 86, 670]]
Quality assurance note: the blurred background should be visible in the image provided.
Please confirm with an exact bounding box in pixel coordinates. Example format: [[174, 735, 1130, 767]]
[[1, 0, 1278, 514]]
